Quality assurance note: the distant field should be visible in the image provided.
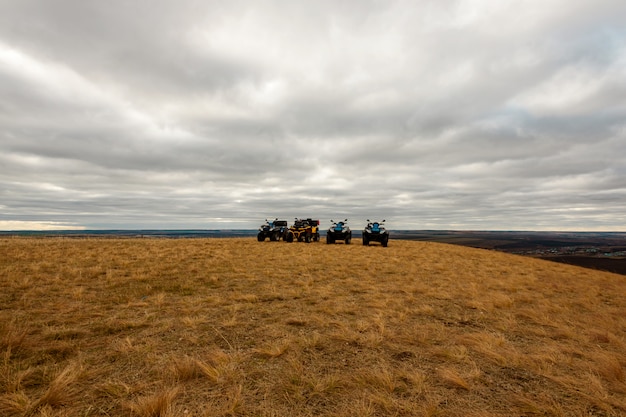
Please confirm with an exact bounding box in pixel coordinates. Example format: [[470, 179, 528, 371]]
[[534, 256, 624, 275], [1, 238, 625, 416]]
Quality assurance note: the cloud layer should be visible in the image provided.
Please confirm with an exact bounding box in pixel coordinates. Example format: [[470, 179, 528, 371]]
[[1, 0, 625, 230]]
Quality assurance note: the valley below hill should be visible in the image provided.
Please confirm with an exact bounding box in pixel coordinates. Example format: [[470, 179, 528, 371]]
[[394, 230, 626, 275]]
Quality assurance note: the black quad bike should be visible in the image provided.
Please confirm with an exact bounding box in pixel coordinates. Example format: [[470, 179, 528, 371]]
[[363, 219, 389, 247], [326, 219, 352, 244], [286, 218, 320, 243], [257, 219, 289, 241]]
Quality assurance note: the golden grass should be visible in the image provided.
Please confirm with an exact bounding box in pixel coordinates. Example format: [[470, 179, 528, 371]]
[[1, 237, 625, 416]]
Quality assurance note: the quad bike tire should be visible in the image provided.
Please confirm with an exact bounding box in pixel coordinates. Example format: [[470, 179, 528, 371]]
[[286, 232, 294, 242], [257, 232, 265, 242], [363, 236, 369, 246]]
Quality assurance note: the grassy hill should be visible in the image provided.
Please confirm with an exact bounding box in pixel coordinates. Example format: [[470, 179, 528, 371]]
[[1, 238, 625, 416]]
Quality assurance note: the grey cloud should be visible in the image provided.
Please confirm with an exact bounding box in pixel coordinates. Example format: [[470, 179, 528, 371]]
[[1, 0, 625, 230]]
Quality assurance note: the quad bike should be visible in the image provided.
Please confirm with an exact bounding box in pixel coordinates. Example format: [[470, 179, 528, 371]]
[[257, 219, 289, 241], [285, 218, 320, 243], [326, 219, 352, 244], [363, 219, 389, 247]]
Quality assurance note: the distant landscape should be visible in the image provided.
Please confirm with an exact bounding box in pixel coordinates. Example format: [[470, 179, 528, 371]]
[[392, 231, 626, 276], [2, 229, 625, 275]]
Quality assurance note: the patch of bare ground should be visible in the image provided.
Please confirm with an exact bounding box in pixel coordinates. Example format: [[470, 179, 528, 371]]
[[1, 237, 625, 416]]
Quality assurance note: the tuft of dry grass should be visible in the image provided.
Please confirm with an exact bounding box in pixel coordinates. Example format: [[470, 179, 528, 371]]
[[125, 386, 180, 417], [1, 237, 626, 416], [438, 367, 471, 390], [30, 362, 84, 410]]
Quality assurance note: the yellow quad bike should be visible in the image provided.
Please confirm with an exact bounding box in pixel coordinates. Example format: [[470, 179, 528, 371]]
[[285, 218, 320, 243]]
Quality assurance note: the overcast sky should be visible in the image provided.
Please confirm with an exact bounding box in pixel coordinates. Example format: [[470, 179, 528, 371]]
[[1, 0, 625, 231]]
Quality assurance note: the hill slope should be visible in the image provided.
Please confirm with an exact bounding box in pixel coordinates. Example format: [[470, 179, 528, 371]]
[[1, 238, 625, 416]]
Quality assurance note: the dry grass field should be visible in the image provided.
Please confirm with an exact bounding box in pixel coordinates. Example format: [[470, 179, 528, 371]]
[[1, 237, 625, 416]]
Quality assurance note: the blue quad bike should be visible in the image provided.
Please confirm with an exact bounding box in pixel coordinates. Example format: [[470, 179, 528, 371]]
[[363, 219, 389, 247], [326, 219, 352, 244]]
